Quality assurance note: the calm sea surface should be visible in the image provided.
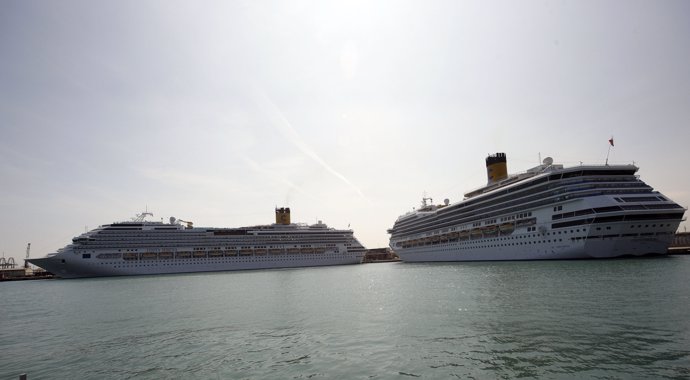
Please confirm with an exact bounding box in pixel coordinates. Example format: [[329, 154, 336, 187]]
[[3, 256, 690, 379]]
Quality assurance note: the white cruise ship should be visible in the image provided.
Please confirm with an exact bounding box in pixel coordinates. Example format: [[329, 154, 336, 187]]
[[388, 153, 686, 262], [29, 208, 366, 278]]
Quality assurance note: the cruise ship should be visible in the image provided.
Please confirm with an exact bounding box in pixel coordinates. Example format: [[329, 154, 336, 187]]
[[388, 153, 686, 261], [29, 208, 366, 278]]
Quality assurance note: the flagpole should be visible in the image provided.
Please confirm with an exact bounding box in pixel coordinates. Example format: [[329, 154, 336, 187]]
[[605, 145, 611, 166], [605, 136, 614, 165]]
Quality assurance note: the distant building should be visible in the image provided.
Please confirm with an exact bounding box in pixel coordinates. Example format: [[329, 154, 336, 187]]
[[363, 248, 399, 263], [0, 268, 32, 280], [671, 232, 690, 248]]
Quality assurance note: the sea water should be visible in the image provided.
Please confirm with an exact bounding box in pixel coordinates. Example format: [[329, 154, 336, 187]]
[[2, 256, 690, 379]]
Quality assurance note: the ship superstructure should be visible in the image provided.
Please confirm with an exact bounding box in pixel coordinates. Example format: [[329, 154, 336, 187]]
[[29, 208, 366, 278], [388, 153, 685, 261]]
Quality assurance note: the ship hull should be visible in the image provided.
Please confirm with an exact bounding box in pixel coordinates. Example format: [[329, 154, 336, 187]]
[[393, 220, 679, 262], [29, 215, 367, 278], [394, 238, 672, 262], [29, 252, 363, 279]]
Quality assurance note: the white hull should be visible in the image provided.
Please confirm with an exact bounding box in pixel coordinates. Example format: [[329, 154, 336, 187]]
[[389, 159, 685, 263], [394, 204, 680, 262], [395, 232, 675, 262], [31, 250, 363, 279]]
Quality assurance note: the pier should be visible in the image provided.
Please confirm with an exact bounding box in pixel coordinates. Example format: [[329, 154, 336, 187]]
[[0, 259, 53, 281]]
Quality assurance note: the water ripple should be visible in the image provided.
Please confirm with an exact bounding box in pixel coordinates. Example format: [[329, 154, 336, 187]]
[[2, 258, 690, 379]]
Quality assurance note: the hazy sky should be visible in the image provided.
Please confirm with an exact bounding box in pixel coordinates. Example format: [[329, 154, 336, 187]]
[[2, 0, 689, 259]]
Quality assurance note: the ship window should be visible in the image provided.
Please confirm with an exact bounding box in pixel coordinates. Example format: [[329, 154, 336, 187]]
[[82, 254, 91, 259]]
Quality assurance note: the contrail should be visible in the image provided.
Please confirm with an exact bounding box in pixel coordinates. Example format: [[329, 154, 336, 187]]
[[251, 88, 368, 201]]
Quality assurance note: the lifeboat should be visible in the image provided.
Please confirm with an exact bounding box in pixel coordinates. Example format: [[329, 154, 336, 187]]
[[483, 225, 499, 236], [458, 230, 470, 240], [254, 249, 268, 255], [499, 222, 515, 234], [239, 249, 253, 256], [193, 251, 207, 258], [208, 250, 223, 257], [470, 228, 483, 239], [314, 247, 326, 254], [225, 248, 238, 256], [269, 248, 284, 255], [287, 248, 300, 254], [300, 248, 314, 254], [122, 252, 138, 260], [97, 253, 121, 259], [176, 252, 191, 259], [516, 217, 537, 227], [141, 252, 157, 260]]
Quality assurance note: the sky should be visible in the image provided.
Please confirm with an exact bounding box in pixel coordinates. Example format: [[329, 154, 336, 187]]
[[1, 0, 689, 260]]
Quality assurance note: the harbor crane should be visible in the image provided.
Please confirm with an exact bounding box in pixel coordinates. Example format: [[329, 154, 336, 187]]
[[24, 243, 30, 269]]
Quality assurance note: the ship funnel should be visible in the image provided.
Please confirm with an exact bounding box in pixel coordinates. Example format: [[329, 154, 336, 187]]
[[486, 153, 508, 185], [275, 207, 291, 225]]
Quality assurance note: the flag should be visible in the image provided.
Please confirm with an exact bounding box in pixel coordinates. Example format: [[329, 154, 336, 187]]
[[608, 137, 614, 147]]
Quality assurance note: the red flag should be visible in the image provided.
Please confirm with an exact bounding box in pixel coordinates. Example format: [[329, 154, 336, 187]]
[[608, 137, 614, 147]]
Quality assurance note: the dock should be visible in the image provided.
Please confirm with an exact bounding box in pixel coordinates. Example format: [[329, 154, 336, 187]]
[[0, 267, 54, 281]]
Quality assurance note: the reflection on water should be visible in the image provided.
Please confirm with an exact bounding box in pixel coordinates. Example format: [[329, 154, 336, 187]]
[[3, 257, 690, 379]]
